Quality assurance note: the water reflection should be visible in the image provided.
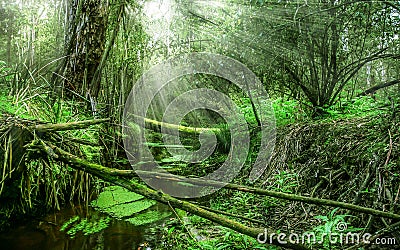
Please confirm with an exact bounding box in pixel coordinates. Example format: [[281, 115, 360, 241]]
[[0, 203, 168, 250]]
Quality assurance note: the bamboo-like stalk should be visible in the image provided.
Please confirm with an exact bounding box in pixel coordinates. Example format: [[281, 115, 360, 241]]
[[0, 135, 11, 195]]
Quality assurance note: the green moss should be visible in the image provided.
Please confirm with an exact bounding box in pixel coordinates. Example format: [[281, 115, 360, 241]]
[[89, 186, 172, 227], [91, 185, 156, 219], [0, 93, 36, 119], [91, 185, 144, 208], [125, 210, 172, 226], [0, 95, 18, 115], [98, 200, 156, 219]]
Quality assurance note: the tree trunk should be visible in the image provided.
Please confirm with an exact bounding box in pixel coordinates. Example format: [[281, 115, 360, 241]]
[[64, 0, 108, 100]]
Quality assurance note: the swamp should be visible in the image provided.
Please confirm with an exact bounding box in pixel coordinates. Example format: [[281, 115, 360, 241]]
[[0, 0, 399, 249]]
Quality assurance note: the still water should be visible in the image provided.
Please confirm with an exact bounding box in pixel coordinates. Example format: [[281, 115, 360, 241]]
[[0, 203, 170, 250]]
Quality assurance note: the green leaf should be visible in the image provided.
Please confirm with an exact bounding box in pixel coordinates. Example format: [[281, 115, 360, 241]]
[[60, 215, 80, 232], [167, 226, 175, 235]]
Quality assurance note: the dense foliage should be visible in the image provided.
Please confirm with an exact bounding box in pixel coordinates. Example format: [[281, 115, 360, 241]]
[[0, 0, 399, 249]]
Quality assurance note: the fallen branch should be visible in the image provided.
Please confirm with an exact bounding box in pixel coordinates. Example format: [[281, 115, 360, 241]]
[[30, 139, 400, 222], [357, 79, 400, 97], [130, 114, 221, 135], [32, 140, 400, 221], [137, 170, 400, 221], [32, 118, 110, 133], [64, 164, 400, 221]]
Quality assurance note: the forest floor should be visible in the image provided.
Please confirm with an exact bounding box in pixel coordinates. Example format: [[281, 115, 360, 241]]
[[159, 108, 400, 249]]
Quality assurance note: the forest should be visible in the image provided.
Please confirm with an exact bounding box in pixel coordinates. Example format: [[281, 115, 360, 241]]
[[0, 0, 399, 249]]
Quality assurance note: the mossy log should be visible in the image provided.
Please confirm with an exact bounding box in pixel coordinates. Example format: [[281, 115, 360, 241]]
[[36, 141, 307, 250], [131, 114, 221, 135], [32, 118, 110, 132], [34, 141, 400, 249], [33, 141, 400, 222], [32, 139, 400, 221], [134, 170, 400, 221]]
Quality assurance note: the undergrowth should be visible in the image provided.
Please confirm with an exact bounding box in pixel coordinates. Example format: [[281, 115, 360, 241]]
[[0, 63, 104, 232]]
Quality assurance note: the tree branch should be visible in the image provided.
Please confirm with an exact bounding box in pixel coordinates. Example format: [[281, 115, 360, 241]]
[[35, 142, 400, 221], [32, 118, 110, 133], [357, 79, 400, 97], [129, 114, 221, 135]]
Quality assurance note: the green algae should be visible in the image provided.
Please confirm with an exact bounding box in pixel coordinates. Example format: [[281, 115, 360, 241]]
[[58, 185, 173, 238], [98, 199, 157, 219], [91, 185, 144, 208], [91, 186, 157, 218], [60, 216, 111, 238], [125, 210, 172, 226], [92, 185, 173, 225]]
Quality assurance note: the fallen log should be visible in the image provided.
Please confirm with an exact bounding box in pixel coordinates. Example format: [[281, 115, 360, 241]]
[[135, 170, 400, 221], [38, 159, 400, 221], [35, 141, 307, 250], [130, 114, 222, 135]]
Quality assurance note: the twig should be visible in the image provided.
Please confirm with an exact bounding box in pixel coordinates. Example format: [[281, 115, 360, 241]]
[[167, 202, 202, 247], [394, 184, 400, 205], [384, 129, 392, 167]]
